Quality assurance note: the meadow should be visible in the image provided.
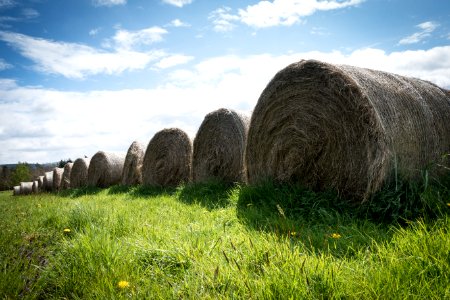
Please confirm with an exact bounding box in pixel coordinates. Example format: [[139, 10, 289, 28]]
[[1, 178, 449, 299]]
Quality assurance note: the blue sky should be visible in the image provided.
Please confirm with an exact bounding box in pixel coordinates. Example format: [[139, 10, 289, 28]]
[[0, 0, 449, 164]]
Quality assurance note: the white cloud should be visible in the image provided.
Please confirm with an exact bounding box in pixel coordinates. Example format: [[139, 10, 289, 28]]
[[0, 31, 165, 79], [168, 19, 190, 27], [89, 27, 101, 36], [1, 45, 449, 163], [112, 26, 168, 50], [0, 0, 15, 8], [21, 8, 39, 19], [399, 21, 439, 45], [154, 54, 194, 69], [0, 58, 12, 70], [92, 0, 126, 7], [210, 0, 363, 30], [162, 0, 192, 8]]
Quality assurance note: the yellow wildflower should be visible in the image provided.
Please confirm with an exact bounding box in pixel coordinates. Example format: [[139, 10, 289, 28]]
[[290, 231, 297, 236], [118, 280, 130, 289], [63, 228, 71, 233], [331, 233, 341, 239], [447, 203, 450, 207]]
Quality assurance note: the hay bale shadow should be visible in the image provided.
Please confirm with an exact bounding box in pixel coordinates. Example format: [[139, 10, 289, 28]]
[[108, 185, 133, 195], [129, 185, 177, 198], [176, 181, 237, 210], [58, 186, 102, 198]]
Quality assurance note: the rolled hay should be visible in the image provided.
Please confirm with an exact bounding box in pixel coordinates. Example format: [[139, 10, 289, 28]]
[[37, 176, 44, 191], [246, 59, 450, 202], [121, 141, 144, 186], [43, 171, 53, 192], [61, 162, 73, 189], [13, 185, 20, 196], [87, 151, 125, 188], [142, 128, 192, 187], [20, 182, 33, 195], [52, 167, 64, 191], [32, 180, 39, 193], [70, 158, 90, 188], [192, 108, 249, 184]]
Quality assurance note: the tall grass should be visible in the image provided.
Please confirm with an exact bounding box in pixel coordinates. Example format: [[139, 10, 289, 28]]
[[0, 176, 449, 299]]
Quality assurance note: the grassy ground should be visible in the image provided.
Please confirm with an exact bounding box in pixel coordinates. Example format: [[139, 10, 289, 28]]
[[0, 178, 449, 299]]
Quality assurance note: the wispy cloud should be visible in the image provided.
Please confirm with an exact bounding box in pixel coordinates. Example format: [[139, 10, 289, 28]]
[[0, 58, 12, 70], [0, 0, 15, 9], [89, 27, 101, 36], [154, 54, 194, 69], [112, 26, 168, 50], [92, 0, 126, 7], [21, 8, 39, 19], [399, 21, 439, 45], [162, 0, 193, 8], [209, 0, 363, 31], [167, 19, 190, 28]]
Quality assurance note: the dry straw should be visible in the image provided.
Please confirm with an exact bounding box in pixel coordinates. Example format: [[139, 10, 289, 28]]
[[43, 171, 53, 192], [20, 182, 33, 195], [121, 141, 144, 186], [192, 108, 249, 184], [53, 167, 64, 191], [70, 158, 90, 188], [37, 175, 44, 190], [61, 162, 73, 189], [246, 59, 450, 202], [13, 185, 20, 196], [32, 180, 39, 193], [142, 128, 192, 187], [87, 151, 125, 188]]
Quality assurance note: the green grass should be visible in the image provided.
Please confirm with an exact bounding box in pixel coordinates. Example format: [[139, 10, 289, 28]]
[[0, 179, 449, 299]]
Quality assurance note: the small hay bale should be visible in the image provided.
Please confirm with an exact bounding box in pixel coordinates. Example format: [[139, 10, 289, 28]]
[[37, 176, 44, 190], [53, 167, 64, 191], [87, 151, 125, 188], [142, 128, 192, 187], [43, 171, 53, 192], [192, 108, 249, 183], [32, 180, 39, 193], [70, 158, 90, 188], [13, 185, 20, 196], [121, 141, 144, 186], [20, 182, 33, 195], [61, 163, 73, 189], [246, 59, 450, 201]]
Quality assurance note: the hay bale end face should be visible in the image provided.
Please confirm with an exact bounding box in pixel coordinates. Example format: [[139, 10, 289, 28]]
[[121, 141, 144, 186], [61, 162, 73, 189], [87, 151, 125, 188], [20, 182, 33, 195], [246, 59, 450, 201], [70, 158, 90, 188], [32, 180, 39, 193], [43, 171, 53, 192], [53, 167, 64, 191], [193, 108, 249, 184], [142, 128, 192, 187], [13, 185, 20, 196]]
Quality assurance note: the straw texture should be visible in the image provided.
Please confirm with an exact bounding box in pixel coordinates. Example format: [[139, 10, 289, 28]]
[[43, 171, 53, 192], [87, 151, 125, 188], [121, 141, 144, 186], [61, 162, 73, 189], [70, 158, 90, 188], [52, 167, 64, 191]]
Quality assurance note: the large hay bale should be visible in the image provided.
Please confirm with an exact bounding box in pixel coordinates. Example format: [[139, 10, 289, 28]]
[[43, 171, 53, 192], [20, 182, 33, 195], [87, 151, 125, 188], [37, 175, 44, 190], [246, 59, 450, 201], [13, 185, 20, 196], [142, 128, 192, 187], [121, 141, 144, 186], [61, 163, 73, 189], [192, 108, 249, 183], [52, 167, 64, 191], [32, 180, 39, 193], [70, 158, 90, 188]]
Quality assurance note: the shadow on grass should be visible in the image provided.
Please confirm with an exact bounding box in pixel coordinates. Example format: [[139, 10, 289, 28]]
[[108, 185, 133, 195], [176, 180, 238, 210], [128, 185, 177, 198], [58, 186, 103, 198]]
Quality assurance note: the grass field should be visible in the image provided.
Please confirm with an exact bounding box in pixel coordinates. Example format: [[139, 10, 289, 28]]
[[1, 178, 449, 299]]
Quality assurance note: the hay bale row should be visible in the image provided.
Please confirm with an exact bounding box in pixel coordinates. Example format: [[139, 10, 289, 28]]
[[32, 180, 39, 193], [87, 151, 125, 188], [20, 182, 33, 195], [142, 128, 192, 187], [245, 59, 450, 201], [43, 171, 53, 192], [70, 158, 90, 188], [53, 167, 64, 191], [37, 176, 44, 190], [122, 141, 144, 186], [13, 185, 20, 196], [62, 162, 73, 189]]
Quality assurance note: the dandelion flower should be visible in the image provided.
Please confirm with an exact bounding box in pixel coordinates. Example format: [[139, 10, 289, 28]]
[[118, 280, 130, 289], [63, 228, 71, 233], [331, 233, 341, 239], [447, 203, 450, 207], [290, 231, 297, 236]]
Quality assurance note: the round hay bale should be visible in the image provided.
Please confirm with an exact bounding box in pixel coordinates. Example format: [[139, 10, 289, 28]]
[[43, 171, 53, 192], [52, 167, 64, 191], [192, 108, 249, 184], [121, 141, 144, 186], [246, 59, 450, 201], [61, 162, 73, 189], [37, 175, 44, 190], [13, 185, 20, 196], [70, 158, 91, 188], [32, 180, 39, 193], [20, 182, 33, 195], [87, 151, 125, 188], [142, 128, 192, 187]]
